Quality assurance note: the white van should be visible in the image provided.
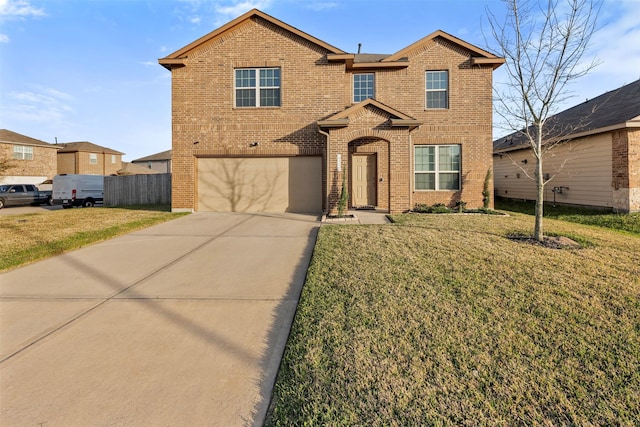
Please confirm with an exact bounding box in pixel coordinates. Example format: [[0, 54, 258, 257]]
[[52, 174, 104, 209]]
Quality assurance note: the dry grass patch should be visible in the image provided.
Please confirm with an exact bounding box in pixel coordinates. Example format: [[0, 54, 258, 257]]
[[0, 206, 187, 271], [267, 214, 640, 425]]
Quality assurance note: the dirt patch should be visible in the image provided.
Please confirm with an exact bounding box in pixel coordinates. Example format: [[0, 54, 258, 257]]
[[508, 234, 583, 249]]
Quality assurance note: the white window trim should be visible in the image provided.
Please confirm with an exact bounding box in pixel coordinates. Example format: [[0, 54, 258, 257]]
[[414, 145, 461, 191], [425, 70, 449, 109], [13, 145, 34, 160], [234, 67, 281, 108], [89, 153, 98, 164], [353, 73, 375, 103]]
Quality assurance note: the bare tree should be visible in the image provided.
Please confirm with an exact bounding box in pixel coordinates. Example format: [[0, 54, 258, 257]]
[[0, 151, 16, 180], [488, 0, 601, 241]]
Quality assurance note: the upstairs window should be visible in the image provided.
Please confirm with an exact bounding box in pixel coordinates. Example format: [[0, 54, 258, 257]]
[[90, 153, 98, 164], [13, 145, 33, 160], [415, 145, 460, 190], [235, 68, 281, 107], [426, 71, 448, 109], [111, 154, 116, 164], [353, 73, 375, 102]]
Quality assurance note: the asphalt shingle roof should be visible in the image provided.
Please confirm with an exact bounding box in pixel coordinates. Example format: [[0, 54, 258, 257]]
[[132, 150, 172, 162], [0, 129, 57, 148], [57, 141, 124, 155], [494, 79, 640, 153]]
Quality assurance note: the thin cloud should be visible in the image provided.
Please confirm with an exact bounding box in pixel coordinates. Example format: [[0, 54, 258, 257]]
[[0, 0, 46, 19], [306, 2, 340, 12], [214, 0, 272, 25], [0, 33, 8, 43], [585, 0, 640, 81], [1, 88, 74, 125]]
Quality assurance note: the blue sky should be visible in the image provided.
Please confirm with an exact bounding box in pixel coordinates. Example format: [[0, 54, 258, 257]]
[[1, 0, 639, 161]]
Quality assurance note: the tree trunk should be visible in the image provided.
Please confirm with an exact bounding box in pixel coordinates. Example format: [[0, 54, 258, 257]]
[[534, 154, 544, 241]]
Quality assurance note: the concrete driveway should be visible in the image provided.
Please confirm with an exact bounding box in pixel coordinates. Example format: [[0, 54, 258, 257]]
[[0, 212, 320, 426]]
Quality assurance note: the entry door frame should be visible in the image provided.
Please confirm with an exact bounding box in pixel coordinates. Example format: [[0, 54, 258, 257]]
[[351, 153, 377, 208]]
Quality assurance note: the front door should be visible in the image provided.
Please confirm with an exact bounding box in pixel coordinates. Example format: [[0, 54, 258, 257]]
[[351, 154, 377, 207]]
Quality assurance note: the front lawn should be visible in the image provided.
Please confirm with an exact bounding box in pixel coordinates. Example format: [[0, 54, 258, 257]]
[[267, 213, 640, 425], [495, 198, 640, 235], [0, 205, 187, 271]]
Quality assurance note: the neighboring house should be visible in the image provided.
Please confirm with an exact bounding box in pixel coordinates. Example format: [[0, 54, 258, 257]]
[[131, 150, 172, 173], [493, 79, 640, 213], [159, 9, 504, 214], [57, 141, 124, 176], [0, 129, 59, 185], [117, 162, 162, 175]]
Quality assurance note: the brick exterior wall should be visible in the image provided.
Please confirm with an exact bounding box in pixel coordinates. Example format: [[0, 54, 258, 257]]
[[613, 128, 640, 212], [629, 129, 640, 212], [167, 14, 496, 213], [1, 143, 58, 179]]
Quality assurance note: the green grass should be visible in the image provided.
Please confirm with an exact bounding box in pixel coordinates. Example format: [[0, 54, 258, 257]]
[[0, 205, 188, 271], [266, 214, 640, 425], [495, 198, 640, 235]]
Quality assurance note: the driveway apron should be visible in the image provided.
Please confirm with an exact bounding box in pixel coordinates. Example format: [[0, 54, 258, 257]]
[[0, 212, 320, 426]]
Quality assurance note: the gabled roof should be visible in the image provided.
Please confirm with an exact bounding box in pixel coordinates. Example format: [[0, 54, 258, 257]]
[[117, 162, 159, 175], [494, 79, 640, 153], [326, 29, 504, 71], [0, 129, 58, 148], [57, 141, 124, 155], [159, 9, 346, 69], [132, 150, 172, 162], [318, 99, 422, 130], [384, 30, 505, 69]]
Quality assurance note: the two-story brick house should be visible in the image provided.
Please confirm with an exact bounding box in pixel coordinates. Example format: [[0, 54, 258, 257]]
[[159, 9, 504, 213], [57, 141, 124, 176], [0, 129, 59, 185]]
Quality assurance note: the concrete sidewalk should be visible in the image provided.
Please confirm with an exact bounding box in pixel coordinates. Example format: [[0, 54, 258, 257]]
[[0, 212, 320, 426]]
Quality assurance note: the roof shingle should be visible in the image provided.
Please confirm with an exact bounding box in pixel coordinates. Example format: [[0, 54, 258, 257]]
[[494, 79, 640, 153]]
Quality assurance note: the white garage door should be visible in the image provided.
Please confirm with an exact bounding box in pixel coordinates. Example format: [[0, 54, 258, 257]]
[[197, 157, 322, 213]]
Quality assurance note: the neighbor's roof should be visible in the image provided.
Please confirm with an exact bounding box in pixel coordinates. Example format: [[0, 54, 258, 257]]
[[131, 150, 172, 162], [494, 79, 640, 153], [57, 141, 124, 155], [0, 129, 58, 148], [116, 162, 159, 175]]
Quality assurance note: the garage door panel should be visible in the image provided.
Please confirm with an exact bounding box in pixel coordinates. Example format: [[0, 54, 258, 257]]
[[197, 157, 321, 213]]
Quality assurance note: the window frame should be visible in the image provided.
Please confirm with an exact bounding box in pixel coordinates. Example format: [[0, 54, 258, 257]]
[[425, 70, 449, 109], [414, 144, 461, 191], [353, 73, 375, 103], [234, 67, 281, 108], [13, 145, 34, 160], [89, 153, 98, 164]]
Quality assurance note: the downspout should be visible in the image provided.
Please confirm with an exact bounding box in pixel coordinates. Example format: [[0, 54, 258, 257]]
[[318, 126, 330, 214]]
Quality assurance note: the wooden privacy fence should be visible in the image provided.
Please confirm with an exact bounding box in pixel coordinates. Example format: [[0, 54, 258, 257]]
[[104, 174, 171, 206]]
